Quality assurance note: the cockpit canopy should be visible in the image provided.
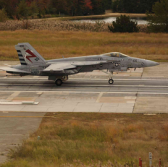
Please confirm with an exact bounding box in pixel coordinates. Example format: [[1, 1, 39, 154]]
[[104, 52, 128, 58]]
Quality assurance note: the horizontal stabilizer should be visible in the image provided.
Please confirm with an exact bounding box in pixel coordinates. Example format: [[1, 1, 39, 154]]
[[0, 67, 31, 74]]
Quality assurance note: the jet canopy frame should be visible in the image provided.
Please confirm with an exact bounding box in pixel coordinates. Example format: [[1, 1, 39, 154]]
[[105, 52, 128, 58]]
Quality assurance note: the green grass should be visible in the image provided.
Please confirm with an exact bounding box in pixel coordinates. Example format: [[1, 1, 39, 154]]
[[0, 31, 168, 61], [1, 113, 168, 167]]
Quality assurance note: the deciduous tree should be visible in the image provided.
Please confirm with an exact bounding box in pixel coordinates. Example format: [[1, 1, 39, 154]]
[[17, 0, 29, 19], [0, 8, 8, 22], [29, 1, 38, 17], [84, 0, 92, 10], [37, 0, 51, 16], [50, 0, 68, 15], [112, 0, 158, 13], [0, 0, 18, 18], [91, 0, 104, 15], [67, 0, 78, 16], [83, 0, 92, 15]]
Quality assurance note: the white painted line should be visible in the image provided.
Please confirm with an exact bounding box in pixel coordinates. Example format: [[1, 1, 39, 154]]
[[22, 101, 39, 105], [96, 92, 103, 103], [143, 114, 156, 116], [0, 102, 22, 105], [70, 78, 168, 81], [66, 85, 168, 88], [6, 92, 20, 101], [0, 83, 167, 88], [0, 101, 39, 105], [0, 91, 167, 95]]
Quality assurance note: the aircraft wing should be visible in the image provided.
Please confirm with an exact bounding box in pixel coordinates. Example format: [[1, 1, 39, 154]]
[[43, 61, 107, 73], [72, 61, 107, 66], [0, 67, 31, 74], [43, 63, 76, 72]]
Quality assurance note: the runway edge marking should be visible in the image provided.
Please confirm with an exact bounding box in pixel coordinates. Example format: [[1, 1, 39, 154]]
[[0, 84, 168, 88], [0, 91, 168, 95]]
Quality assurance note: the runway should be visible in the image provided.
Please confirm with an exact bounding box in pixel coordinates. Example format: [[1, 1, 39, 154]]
[[0, 62, 168, 113], [0, 77, 168, 93]]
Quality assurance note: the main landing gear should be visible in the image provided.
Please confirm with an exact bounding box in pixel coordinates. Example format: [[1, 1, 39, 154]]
[[55, 79, 63, 86], [54, 76, 68, 86]]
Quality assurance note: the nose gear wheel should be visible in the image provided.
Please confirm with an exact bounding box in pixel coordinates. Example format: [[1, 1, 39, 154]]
[[108, 79, 114, 85]]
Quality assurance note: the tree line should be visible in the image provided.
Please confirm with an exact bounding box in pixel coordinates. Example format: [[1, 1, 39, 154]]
[[112, 0, 159, 13], [0, 0, 111, 19], [0, 0, 160, 19]]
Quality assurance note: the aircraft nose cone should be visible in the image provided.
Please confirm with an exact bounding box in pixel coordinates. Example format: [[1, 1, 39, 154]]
[[154, 62, 159, 66], [145, 60, 159, 67]]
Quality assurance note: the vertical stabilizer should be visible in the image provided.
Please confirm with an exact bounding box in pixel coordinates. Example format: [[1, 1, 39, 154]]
[[15, 43, 46, 66]]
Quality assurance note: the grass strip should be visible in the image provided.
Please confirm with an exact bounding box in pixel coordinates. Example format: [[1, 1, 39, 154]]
[[1, 113, 168, 167], [0, 31, 168, 61]]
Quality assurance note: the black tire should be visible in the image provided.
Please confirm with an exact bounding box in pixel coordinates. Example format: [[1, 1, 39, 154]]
[[55, 79, 63, 86], [108, 79, 114, 85]]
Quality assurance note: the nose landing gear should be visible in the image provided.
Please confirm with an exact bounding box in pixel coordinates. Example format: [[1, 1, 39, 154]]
[[108, 78, 114, 85], [101, 70, 114, 85], [108, 71, 114, 85]]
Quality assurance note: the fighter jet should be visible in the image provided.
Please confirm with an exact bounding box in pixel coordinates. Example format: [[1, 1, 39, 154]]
[[0, 43, 159, 86]]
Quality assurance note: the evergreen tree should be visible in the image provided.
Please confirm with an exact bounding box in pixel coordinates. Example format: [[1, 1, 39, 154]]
[[147, 0, 168, 32], [108, 15, 139, 32]]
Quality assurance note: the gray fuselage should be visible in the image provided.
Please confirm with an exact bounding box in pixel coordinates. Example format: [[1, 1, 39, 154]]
[[11, 52, 159, 77]]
